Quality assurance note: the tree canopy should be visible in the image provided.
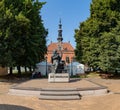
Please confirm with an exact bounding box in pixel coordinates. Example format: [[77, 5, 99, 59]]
[[0, 0, 47, 74], [74, 0, 120, 72]]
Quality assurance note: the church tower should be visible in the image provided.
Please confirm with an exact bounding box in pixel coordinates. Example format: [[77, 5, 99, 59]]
[[57, 19, 63, 42], [57, 19, 63, 53], [47, 19, 75, 63]]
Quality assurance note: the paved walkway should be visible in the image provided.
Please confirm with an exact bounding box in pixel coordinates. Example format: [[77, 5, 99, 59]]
[[15, 78, 100, 89], [0, 78, 120, 110]]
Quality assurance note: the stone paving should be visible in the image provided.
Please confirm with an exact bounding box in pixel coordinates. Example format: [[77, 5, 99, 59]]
[[14, 78, 100, 89], [0, 78, 120, 110]]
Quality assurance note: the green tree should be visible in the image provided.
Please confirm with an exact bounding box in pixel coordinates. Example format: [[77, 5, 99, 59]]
[[0, 0, 47, 75], [75, 0, 120, 72], [99, 32, 118, 72]]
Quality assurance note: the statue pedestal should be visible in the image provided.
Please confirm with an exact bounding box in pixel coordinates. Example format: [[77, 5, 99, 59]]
[[48, 73, 70, 83]]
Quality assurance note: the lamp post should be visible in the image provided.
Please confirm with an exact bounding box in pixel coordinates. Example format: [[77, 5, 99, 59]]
[[71, 57, 73, 76], [45, 56, 47, 77]]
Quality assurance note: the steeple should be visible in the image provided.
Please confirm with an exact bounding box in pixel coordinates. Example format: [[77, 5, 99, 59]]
[[57, 19, 63, 42]]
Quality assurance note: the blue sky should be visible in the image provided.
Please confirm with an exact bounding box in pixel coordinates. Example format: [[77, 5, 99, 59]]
[[40, 0, 92, 47]]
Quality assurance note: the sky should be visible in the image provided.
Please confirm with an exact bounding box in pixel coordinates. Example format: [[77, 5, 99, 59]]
[[40, 0, 92, 47]]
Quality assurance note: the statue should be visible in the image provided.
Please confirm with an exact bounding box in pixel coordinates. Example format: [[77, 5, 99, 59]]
[[51, 50, 61, 73], [49, 50, 69, 83]]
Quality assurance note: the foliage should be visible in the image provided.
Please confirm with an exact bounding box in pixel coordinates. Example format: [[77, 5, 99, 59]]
[[0, 0, 47, 74], [74, 0, 120, 72]]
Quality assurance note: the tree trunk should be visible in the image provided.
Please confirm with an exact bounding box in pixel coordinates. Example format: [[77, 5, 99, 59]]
[[24, 66, 27, 73], [17, 66, 21, 77], [29, 66, 32, 72], [105, 70, 108, 74], [9, 67, 13, 75]]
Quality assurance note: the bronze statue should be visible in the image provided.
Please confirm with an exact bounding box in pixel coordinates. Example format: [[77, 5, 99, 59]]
[[51, 50, 61, 73]]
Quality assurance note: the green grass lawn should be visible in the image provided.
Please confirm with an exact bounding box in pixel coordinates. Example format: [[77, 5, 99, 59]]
[[86, 72, 100, 78], [71, 72, 101, 78]]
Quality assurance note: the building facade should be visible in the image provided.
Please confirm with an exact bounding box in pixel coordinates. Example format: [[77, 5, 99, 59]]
[[46, 20, 75, 64]]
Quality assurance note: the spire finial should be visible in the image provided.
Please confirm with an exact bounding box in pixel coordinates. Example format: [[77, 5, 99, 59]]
[[59, 18, 61, 24], [57, 18, 63, 42]]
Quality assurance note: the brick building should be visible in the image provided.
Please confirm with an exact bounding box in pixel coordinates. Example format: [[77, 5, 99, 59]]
[[46, 20, 75, 64]]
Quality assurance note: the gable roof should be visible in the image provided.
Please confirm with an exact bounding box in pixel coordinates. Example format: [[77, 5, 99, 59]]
[[47, 42, 74, 52]]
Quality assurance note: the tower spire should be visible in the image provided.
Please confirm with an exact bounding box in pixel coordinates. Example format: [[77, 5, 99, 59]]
[[57, 18, 63, 42]]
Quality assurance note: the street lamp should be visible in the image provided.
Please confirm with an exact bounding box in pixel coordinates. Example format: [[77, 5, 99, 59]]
[[45, 56, 48, 77], [71, 57, 73, 76]]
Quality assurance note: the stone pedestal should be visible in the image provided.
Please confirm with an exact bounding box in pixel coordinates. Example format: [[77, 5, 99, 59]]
[[48, 73, 70, 83]]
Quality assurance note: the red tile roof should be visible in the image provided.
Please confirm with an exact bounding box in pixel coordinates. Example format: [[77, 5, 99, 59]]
[[47, 42, 74, 52], [46, 42, 75, 63]]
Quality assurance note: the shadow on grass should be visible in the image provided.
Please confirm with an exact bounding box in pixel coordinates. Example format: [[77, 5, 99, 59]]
[[0, 72, 48, 84], [0, 73, 31, 84], [99, 73, 120, 79], [0, 104, 33, 110]]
